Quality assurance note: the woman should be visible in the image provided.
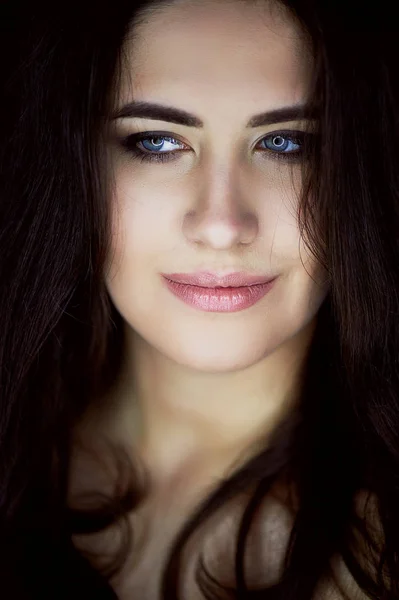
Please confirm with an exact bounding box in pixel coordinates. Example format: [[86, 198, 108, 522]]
[[1, 0, 398, 598]]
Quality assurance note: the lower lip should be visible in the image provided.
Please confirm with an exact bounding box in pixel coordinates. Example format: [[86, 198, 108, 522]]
[[163, 277, 277, 313]]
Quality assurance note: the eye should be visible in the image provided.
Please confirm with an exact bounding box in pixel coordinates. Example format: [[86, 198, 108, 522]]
[[139, 135, 184, 153], [120, 129, 312, 165], [256, 130, 307, 161], [261, 134, 300, 152], [120, 132, 189, 163]]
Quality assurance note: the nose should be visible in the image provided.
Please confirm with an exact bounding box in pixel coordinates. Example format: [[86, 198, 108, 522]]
[[183, 163, 258, 249]]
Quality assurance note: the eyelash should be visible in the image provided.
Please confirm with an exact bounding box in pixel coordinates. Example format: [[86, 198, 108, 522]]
[[120, 130, 312, 165]]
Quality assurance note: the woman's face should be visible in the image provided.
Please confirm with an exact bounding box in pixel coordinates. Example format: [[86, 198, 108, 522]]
[[105, 0, 329, 372]]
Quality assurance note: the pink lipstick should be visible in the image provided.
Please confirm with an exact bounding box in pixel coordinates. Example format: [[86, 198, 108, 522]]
[[162, 271, 277, 313]]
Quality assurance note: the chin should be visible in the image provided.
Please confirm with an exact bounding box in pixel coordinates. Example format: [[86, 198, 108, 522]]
[[164, 344, 268, 374]]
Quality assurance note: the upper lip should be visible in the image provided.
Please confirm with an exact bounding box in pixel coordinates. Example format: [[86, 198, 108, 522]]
[[163, 271, 277, 288]]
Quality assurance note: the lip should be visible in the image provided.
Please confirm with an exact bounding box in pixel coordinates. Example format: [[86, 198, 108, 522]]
[[162, 271, 278, 313], [163, 271, 276, 288]]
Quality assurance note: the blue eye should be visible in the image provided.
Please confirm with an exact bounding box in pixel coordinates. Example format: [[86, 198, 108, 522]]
[[120, 129, 309, 164], [121, 133, 187, 163], [139, 135, 184, 153], [258, 132, 303, 156]]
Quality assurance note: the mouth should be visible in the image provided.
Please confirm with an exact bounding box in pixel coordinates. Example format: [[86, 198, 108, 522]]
[[162, 272, 278, 313]]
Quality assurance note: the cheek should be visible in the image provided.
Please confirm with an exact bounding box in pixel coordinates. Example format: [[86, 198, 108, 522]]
[[257, 198, 301, 263], [253, 161, 303, 246], [107, 178, 176, 275]]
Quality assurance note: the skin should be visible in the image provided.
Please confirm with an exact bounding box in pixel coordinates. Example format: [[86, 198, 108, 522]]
[[103, 0, 329, 489]]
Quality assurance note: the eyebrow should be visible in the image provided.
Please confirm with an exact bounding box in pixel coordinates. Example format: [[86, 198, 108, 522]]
[[112, 101, 315, 128]]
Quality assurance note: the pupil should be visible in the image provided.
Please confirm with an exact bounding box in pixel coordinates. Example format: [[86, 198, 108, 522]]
[[151, 137, 164, 147], [273, 136, 285, 148]]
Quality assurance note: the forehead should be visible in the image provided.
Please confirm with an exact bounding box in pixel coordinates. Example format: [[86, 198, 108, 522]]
[[118, 0, 312, 112]]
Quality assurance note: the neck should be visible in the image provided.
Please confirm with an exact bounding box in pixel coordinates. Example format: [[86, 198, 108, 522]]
[[104, 319, 316, 483]]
